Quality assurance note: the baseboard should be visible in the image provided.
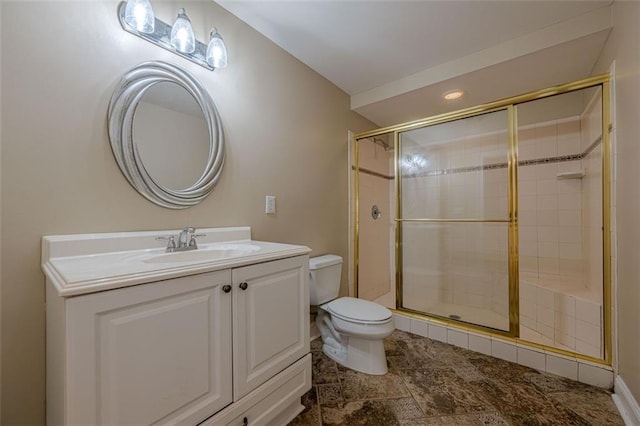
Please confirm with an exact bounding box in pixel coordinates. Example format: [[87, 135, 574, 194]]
[[310, 321, 320, 340], [613, 375, 640, 425]]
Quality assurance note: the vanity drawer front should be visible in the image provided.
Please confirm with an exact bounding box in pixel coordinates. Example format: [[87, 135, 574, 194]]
[[198, 353, 312, 426], [232, 255, 310, 399], [66, 270, 233, 425], [225, 354, 311, 426]]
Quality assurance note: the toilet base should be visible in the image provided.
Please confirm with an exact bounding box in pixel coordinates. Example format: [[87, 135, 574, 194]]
[[316, 309, 392, 375], [322, 335, 389, 375]]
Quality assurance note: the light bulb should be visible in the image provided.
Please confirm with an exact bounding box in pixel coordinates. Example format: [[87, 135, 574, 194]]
[[170, 8, 195, 54], [124, 0, 155, 34], [206, 29, 228, 68]]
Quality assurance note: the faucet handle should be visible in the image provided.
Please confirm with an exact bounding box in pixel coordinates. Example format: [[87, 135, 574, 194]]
[[156, 235, 176, 252], [189, 233, 206, 248]]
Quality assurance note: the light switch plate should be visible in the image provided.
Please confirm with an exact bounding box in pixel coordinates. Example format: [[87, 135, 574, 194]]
[[266, 195, 276, 214]]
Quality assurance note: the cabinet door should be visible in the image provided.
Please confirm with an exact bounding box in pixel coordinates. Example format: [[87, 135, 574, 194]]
[[232, 256, 309, 399], [66, 270, 233, 425]]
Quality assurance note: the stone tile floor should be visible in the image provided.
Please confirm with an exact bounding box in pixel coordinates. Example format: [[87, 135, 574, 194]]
[[289, 330, 624, 425]]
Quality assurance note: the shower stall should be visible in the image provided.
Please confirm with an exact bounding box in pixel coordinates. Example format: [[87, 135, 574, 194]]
[[352, 75, 611, 363]]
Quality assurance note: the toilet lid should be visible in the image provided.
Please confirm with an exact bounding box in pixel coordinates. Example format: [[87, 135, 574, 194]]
[[326, 297, 392, 323]]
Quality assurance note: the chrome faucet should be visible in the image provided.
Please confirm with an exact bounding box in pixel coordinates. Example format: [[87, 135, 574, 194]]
[[157, 227, 205, 253], [177, 227, 195, 249]]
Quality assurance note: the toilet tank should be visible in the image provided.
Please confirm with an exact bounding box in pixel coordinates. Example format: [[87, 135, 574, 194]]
[[309, 255, 343, 305]]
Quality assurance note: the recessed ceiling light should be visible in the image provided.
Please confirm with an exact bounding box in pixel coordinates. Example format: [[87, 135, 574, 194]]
[[443, 90, 464, 100]]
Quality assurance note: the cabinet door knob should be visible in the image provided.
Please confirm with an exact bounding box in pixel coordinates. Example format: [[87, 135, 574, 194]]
[[222, 284, 232, 293], [239, 282, 248, 290], [243, 417, 248, 426]]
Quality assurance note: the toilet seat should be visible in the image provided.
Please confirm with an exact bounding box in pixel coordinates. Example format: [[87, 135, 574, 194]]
[[324, 297, 392, 325]]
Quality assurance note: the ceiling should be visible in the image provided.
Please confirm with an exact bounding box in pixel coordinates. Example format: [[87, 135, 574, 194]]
[[216, 1, 613, 127]]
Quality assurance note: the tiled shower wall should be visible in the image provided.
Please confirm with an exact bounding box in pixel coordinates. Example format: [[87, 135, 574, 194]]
[[520, 281, 603, 358], [518, 94, 603, 358], [518, 118, 585, 284], [356, 140, 393, 302], [401, 126, 510, 326], [581, 94, 603, 299], [518, 98, 602, 292]]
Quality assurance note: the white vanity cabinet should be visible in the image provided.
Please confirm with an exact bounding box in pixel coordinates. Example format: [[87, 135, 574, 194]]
[[232, 256, 310, 400], [44, 227, 311, 426], [50, 270, 234, 425]]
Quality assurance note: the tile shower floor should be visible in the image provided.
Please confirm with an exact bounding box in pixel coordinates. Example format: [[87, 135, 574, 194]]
[[289, 331, 623, 425]]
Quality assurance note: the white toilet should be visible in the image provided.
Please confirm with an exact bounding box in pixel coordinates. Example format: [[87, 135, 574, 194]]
[[309, 255, 394, 375]]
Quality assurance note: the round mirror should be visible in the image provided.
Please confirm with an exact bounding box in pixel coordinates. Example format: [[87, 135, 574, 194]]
[[108, 61, 224, 209]]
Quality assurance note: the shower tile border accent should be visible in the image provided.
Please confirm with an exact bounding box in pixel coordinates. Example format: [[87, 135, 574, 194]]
[[402, 135, 603, 179], [392, 312, 614, 389], [353, 135, 602, 181], [351, 165, 394, 180], [582, 135, 603, 158]]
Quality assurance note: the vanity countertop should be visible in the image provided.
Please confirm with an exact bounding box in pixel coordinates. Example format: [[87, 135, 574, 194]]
[[42, 227, 311, 297]]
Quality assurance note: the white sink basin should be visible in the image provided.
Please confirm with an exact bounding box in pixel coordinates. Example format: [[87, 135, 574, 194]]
[[141, 244, 261, 264], [43, 227, 312, 297]]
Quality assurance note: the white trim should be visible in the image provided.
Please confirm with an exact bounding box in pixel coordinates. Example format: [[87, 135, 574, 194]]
[[613, 375, 640, 425], [310, 320, 320, 341]]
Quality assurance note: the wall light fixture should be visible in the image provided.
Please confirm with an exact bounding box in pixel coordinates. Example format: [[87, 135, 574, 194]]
[[118, 0, 228, 71]]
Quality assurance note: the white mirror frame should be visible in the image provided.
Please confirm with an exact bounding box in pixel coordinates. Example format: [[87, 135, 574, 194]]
[[108, 61, 224, 209]]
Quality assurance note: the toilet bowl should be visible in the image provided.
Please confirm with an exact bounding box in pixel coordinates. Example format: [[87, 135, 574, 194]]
[[316, 297, 394, 375], [309, 255, 394, 375]]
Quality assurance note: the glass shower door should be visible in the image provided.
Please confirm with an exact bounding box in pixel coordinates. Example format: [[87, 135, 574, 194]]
[[398, 109, 514, 332]]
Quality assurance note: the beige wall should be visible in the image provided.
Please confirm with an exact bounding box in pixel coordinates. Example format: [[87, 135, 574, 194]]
[[0, 1, 3, 419], [0, 1, 374, 423], [592, 0, 640, 404]]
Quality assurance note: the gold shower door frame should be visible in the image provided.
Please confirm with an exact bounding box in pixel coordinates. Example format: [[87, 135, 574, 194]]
[[353, 74, 612, 365]]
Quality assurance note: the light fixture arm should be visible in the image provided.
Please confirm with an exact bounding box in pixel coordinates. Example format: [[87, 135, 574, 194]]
[[117, 1, 215, 71]]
